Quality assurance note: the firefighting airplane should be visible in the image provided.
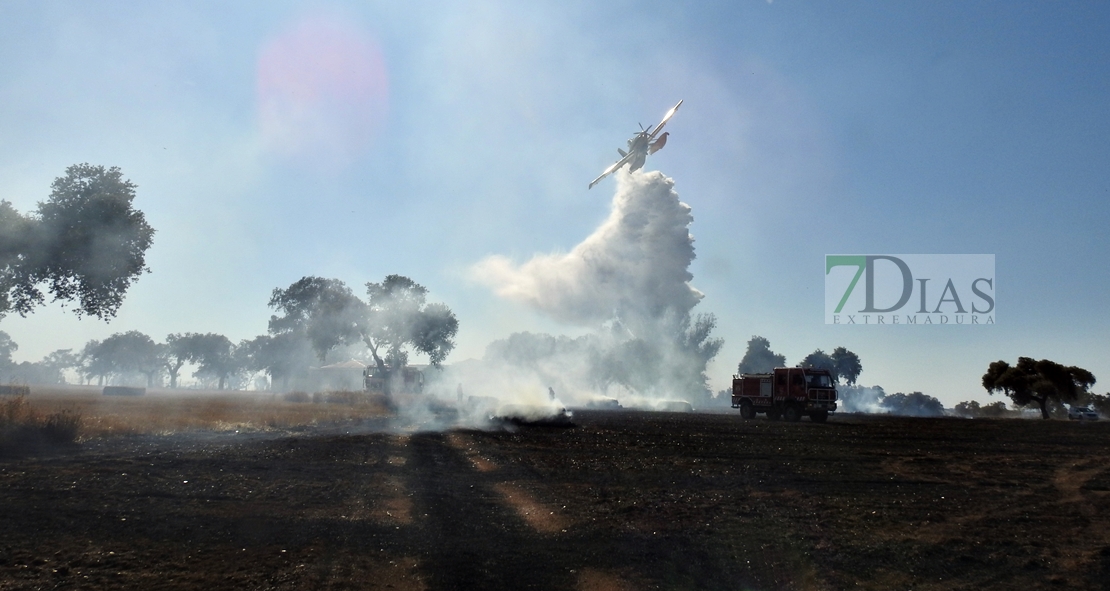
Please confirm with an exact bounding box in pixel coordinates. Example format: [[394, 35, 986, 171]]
[[588, 99, 683, 189]]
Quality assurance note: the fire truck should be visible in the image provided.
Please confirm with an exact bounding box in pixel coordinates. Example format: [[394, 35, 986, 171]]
[[731, 367, 838, 422]]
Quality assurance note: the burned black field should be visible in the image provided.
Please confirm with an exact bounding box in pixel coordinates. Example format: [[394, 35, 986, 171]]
[[3, 411, 1110, 590]]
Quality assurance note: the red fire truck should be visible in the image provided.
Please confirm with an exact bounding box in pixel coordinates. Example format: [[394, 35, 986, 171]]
[[731, 367, 838, 422]]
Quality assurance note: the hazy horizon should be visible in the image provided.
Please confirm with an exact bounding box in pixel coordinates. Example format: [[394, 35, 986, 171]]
[[2, 2, 1108, 407]]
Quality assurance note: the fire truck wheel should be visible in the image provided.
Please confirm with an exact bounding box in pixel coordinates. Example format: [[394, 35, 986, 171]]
[[739, 401, 755, 420], [810, 410, 829, 423], [767, 408, 782, 421], [783, 405, 802, 422]]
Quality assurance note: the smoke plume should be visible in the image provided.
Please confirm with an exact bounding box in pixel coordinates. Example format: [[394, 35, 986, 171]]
[[462, 170, 721, 412], [472, 171, 702, 328]]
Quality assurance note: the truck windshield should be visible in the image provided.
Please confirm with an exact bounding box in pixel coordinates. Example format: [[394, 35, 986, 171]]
[[806, 374, 832, 388]]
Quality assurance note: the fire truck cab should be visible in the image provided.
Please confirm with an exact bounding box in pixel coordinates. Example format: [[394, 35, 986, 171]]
[[731, 367, 838, 422]]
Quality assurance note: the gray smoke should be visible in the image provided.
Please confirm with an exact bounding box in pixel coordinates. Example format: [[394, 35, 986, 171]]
[[472, 170, 702, 328], [837, 384, 947, 416], [464, 170, 721, 411]]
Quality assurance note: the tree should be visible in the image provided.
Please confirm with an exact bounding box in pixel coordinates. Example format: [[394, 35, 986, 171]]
[[737, 336, 786, 374], [673, 312, 725, 395], [831, 347, 862, 385], [162, 334, 192, 388], [954, 400, 1009, 418], [0, 164, 155, 320], [24, 349, 82, 385], [268, 277, 364, 364], [363, 275, 458, 371], [0, 330, 16, 367], [80, 331, 162, 386], [881, 391, 945, 417], [239, 333, 313, 392], [982, 357, 1096, 419], [174, 333, 239, 390], [80, 339, 110, 385], [800, 349, 838, 382]]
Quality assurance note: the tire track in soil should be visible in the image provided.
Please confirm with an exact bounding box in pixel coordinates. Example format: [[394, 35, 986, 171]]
[[405, 432, 577, 591]]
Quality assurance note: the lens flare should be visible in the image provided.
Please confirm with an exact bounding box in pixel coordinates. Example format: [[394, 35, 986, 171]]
[[256, 16, 388, 170]]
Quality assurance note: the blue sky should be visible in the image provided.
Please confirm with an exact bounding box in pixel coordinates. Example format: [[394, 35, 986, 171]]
[[1, 1, 1107, 405]]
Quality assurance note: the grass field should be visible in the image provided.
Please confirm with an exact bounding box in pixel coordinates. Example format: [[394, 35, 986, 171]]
[[6, 385, 390, 441]]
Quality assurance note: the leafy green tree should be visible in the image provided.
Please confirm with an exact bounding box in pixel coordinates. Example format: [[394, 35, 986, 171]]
[[80, 339, 110, 385], [162, 334, 192, 388], [954, 400, 1010, 418], [982, 357, 1096, 419], [0, 164, 154, 320], [881, 391, 944, 417], [31, 349, 82, 384], [178, 333, 239, 390], [0, 330, 16, 367], [831, 346, 862, 385], [268, 277, 364, 364], [80, 331, 162, 386], [238, 333, 313, 392], [363, 275, 458, 371], [800, 349, 838, 382], [736, 336, 786, 374]]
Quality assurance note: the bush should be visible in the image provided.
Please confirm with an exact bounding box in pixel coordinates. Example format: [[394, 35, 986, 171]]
[[283, 391, 311, 403], [0, 396, 82, 454], [0, 395, 34, 424], [881, 392, 945, 417], [42, 411, 81, 444], [954, 400, 1012, 418], [0, 385, 31, 397]]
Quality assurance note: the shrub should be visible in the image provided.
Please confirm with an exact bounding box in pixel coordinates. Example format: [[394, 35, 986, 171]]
[[283, 391, 311, 403], [0, 395, 34, 424], [0, 396, 82, 453], [42, 411, 81, 444], [0, 385, 31, 397]]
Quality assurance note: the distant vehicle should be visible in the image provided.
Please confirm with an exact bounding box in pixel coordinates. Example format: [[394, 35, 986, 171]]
[[364, 365, 423, 397], [1068, 406, 1099, 420], [589, 100, 683, 189], [732, 367, 838, 423]]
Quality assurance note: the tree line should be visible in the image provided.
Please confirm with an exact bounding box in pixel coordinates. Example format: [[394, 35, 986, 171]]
[[731, 337, 1100, 419], [2, 165, 1100, 412], [0, 274, 458, 390]]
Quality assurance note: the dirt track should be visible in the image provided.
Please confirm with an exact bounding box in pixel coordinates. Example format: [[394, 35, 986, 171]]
[[3, 411, 1110, 590]]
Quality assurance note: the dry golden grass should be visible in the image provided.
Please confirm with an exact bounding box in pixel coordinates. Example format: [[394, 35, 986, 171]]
[[0, 395, 82, 452], [17, 385, 390, 440]]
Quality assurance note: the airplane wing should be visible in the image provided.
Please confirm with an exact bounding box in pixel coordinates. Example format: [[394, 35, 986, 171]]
[[646, 99, 683, 141], [588, 151, 636, 189], [588, 100, 682, 190]]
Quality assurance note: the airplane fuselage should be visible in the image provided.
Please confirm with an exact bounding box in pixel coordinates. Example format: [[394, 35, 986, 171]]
[[625, 133, 651, 171]]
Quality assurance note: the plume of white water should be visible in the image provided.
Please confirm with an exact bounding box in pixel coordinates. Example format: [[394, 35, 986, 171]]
[[456, 170, 718, 417], [472, 170, 702, 327]]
